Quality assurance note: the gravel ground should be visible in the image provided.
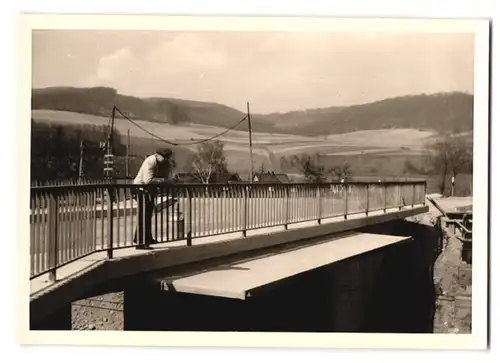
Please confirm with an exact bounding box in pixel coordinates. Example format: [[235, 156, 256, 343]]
[[72, 292, 124, 330], [432, 225, 472, 333]]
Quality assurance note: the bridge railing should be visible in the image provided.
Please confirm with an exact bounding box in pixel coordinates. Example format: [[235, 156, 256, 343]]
[[29, 180, 426, 281]]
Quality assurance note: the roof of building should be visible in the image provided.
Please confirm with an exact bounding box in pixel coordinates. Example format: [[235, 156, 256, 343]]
[[253, 172, 290, 183], [216, 173, 242, 183]]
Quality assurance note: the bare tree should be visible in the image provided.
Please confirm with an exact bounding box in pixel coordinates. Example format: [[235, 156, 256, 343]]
[[189, 140, 227, 184], [279, 156, 289, 171], [426, 134, 473, 195], [289, 152, 353, 183], [297, 153, 327, 183], [330, 162, 352, 181]]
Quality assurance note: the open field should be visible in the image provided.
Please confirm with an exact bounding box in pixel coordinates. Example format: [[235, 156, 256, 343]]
[[31, 109, 472, 185], [32, 110, 436, 158], [32, 109, 317, 147], [30, 109, 471, 197], [325, 129, 437, 148]]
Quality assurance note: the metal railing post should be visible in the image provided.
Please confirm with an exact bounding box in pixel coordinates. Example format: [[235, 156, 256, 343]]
[[384, 184, 387, 213], [153, 186, 158, 243], [366, 184, 369, 216], [47, 191, 59, 282], [176, 198, 181, 240], [399, 184, 403, 210], [344, 183, 348, 220], [412, 183, 415, 208], [424, 181, 427, 205], [187, 187, 192, 246], [106, 187, 114, 258], [284, 186, 289, 230], [317, 184, 322, 224], [159, 184, 164, 242], [243, 185, 248, 237]]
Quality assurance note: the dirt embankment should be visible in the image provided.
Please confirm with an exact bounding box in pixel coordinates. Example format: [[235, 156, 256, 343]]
[[408, 198, 472, 334], [432, 224, 472, 334]]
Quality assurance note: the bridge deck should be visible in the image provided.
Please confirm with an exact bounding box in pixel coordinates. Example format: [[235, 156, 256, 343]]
[[29, 205, 425, 296], [156, 231, 412, 299], [429, 196, 473, 216]]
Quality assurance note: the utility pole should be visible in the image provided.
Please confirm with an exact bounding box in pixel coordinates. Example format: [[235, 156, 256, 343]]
[[126, 129, 130, 178], [109, 105, 115, 155], [247, 102, 254, 183], [103, 105, 116, 181], [78, 140, 84, 179]]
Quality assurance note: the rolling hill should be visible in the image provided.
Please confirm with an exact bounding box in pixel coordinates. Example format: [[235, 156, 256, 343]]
[[32, 87, 473, 136], [31, 87, 474, 180], [272, 92, 474, 136]]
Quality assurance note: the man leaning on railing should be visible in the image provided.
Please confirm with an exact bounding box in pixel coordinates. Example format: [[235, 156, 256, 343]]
[[132, 148, 172, 249]]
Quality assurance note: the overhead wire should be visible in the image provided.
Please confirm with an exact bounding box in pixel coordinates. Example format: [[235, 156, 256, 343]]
[[114, 106, 248, 147]]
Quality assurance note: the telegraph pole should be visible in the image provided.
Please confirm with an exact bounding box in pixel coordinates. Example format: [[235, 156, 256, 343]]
[[247, 102, 254, 183], [103, 105, 116, 181], [126, 129, 130, 178], [78, 140, 84, 179], [109, 105, 115, 154]]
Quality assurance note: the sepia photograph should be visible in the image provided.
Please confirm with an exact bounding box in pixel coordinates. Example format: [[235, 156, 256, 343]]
[[18, 14, 490, 349]]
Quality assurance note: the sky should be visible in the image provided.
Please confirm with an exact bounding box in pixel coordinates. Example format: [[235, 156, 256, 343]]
[[32, 30, 475, 114]]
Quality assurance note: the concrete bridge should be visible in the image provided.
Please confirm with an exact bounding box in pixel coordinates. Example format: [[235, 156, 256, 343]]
[[29, 180, 436, 332]]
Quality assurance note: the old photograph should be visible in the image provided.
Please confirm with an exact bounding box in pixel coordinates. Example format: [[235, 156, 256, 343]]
[[20, 15, 490, 349]]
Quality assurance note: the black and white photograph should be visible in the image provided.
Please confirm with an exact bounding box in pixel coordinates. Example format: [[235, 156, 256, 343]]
[[18, 14, 490, 350]]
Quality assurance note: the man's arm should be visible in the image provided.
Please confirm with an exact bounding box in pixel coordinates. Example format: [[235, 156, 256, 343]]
[[144, 169, 165, 184], [151, 177, 166, 184]]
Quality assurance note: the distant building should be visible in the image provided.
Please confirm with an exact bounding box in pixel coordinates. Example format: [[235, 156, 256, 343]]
[[252, 172, 291, 193], [217, 172, 242, 184], [253, 171, 291, 184]]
